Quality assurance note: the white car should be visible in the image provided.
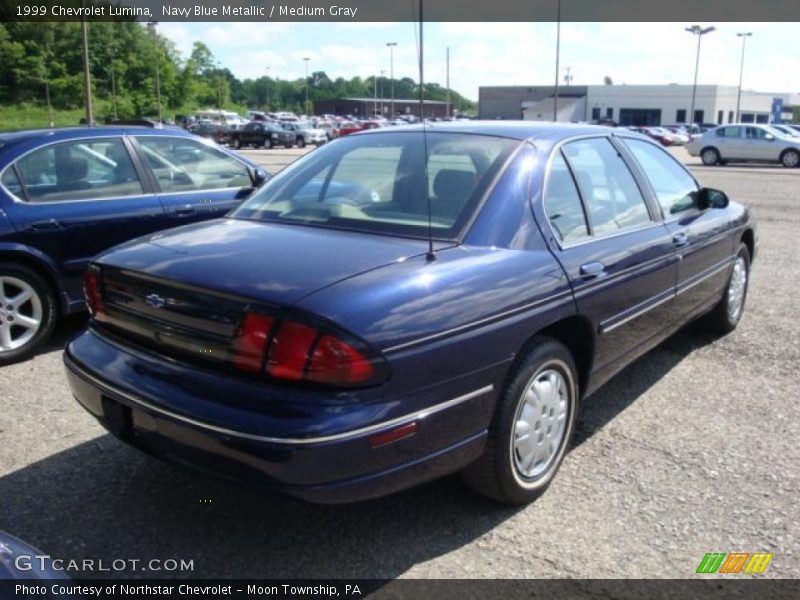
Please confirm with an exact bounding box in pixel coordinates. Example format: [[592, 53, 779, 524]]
[[281, 121, 328, 147], [686, 123, 800, 168]]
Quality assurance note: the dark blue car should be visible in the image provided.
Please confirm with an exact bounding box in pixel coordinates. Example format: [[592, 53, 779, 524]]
[[0, 126, 268, 363], [64, 123, 754, 504]]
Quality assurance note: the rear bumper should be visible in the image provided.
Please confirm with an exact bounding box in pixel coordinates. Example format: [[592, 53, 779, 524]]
[[63, 329, 493, 503]]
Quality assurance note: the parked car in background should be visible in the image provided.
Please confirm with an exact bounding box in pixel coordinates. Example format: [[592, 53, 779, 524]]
[[769, 124, 800, 138], [65, 122, 754, 506], [337, 121, 364, 137], [0, 126, 269, 363], [281, 122, 328, 148], [189, 121, 229, 145], [230, 122, 295, 149], [687, 123, 800, 167]]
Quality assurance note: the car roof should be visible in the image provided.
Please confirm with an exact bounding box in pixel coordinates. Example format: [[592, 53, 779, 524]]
[[0, 125, 194, 150], [354, 120, 650, 149]]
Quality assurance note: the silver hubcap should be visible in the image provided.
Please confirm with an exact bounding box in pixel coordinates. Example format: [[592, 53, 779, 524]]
[[784, 152, 799, 167], [727, 257, 747, 321], [702, 150, 717, 164], [0, 276, 43, 353], [512, 368, 569, 479]]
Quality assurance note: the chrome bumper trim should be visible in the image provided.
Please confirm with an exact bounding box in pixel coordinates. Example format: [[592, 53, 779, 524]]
[[64, 353, 493, 446]]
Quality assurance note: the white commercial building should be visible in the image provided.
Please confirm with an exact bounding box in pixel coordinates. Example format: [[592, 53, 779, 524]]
[[479, 84, 799, 125]]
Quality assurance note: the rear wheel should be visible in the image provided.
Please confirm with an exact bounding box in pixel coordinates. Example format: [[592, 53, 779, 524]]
[[0, 264, 58, 365], [781, 149, 799, 168], [704, 243, 750, 334], [701, 147, 720, 166], [232, 137, 241, 149], [462, 337, 578, 505]]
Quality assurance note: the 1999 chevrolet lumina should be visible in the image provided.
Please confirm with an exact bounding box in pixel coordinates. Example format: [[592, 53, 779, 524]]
[[64, 123, 755, 504]]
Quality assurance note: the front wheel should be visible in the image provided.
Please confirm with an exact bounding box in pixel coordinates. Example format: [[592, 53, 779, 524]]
[[703, 243, 750, 334], [0, 264, 58, 365], [232, 137, 241, 149], [781, 149, 799, 168], [296, 137, 306, 149], [701, 147, 720, 166], [462, 337, 578, 505]]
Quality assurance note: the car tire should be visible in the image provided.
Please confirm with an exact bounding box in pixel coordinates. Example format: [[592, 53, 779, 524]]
[[462, 337, 579, 505], [296, 137, 306, 149], [701, 147, 720, 166], [267, 139, 274, 149], [232, 138, 241, 149], [703, 243, 751, 334], [780, 149, 799, 168], [0, 263, 58, 365], [284, 142, 293, 149]]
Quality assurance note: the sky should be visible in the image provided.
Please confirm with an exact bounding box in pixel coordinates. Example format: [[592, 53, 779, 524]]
[[156, 22, 799, 101]]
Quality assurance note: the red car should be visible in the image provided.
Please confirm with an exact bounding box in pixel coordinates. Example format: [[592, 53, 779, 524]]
[[337, 122, 364, 136]]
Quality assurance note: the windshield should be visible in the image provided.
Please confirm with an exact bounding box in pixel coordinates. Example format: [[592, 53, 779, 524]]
[[232, 131, 520, 239]]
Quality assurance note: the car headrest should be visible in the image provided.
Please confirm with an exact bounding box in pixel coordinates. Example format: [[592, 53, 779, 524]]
[[56, 156, 89, 184], [105, 144, 129, 165], [433, 169, 476, 201]]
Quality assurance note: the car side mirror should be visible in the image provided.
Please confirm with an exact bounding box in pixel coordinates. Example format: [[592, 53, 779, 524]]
[[764, 133, 775, 141], [696, 187, 729, 210], [249, 167, 270, 187]]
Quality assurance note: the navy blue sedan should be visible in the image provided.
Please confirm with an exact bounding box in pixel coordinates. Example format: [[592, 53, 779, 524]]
[[0, 126, 268, 363], [64, 123, 754, 504]]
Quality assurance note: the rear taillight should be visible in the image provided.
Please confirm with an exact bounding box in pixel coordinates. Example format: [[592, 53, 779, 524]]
[[232, 311, 387, 388], [232, 313, 274, 372], [83, 268, 106, 319]]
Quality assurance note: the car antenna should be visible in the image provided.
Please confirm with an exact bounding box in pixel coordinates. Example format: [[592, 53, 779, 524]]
[[414, 0, 436, 262]]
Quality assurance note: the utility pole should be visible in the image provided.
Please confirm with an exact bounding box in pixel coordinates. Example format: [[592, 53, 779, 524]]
[[373, 74, 378, 117], [553, 0, 561, 121], [265, 66, 270, 111], [81, 14, 93, 125], [446, 46, 450, 119], [109, 44, 118, 120], [735, 32, 752, 122], [387, 42, 397, 119], [148, 22, 162, 121], [564, 66, 573, 85], [303, 57, 311, 116]]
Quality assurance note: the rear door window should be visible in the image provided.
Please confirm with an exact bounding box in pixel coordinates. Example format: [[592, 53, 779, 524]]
[[13, 138, 143, 203], [561, 137, 652, 236], [544, 153, 590, 244]]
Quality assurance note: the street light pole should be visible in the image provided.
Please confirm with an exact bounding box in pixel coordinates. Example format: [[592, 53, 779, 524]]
[[553, 0, 561, 121], [446, 46, 450, 119], [685, 25, 715, 128], [735, 32, 752, 123], [148, 22, 162, 122], [303, 57, 310, 116], [380, 70, 385, 116], [265, 66, 270, 111], [386, 42, 397, 119]]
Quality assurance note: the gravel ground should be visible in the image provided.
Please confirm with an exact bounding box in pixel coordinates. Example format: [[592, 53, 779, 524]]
[[0, 146, 797, 579]]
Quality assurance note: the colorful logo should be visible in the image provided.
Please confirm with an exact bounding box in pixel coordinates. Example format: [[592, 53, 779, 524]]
[[696, 552, 773, 574]]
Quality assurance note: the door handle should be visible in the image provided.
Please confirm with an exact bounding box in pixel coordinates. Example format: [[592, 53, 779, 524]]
[[29, 219, 62, 231], [173, 205, 196, 217], [579, 262, 606, 280], [673, 231, 689, 247]]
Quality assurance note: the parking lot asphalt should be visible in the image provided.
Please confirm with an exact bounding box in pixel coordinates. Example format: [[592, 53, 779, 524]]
[[1, 144, 797, 579]]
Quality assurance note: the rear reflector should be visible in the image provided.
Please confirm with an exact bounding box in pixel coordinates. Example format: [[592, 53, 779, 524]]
[[232, 313, 274, 372], [368, 422, 419, 448]]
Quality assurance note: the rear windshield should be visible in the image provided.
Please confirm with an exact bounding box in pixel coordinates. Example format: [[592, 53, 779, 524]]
[[232, 131, 520, 239]]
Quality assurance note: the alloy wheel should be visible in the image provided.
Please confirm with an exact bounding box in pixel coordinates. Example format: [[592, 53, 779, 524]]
[[0, 276, 43, 353]]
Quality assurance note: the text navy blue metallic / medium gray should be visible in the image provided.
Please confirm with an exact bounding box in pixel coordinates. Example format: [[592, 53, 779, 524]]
[[64, 122, 755, 505]]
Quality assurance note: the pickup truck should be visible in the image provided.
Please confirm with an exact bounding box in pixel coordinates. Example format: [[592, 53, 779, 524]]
[[230, 122, 295, 149]]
